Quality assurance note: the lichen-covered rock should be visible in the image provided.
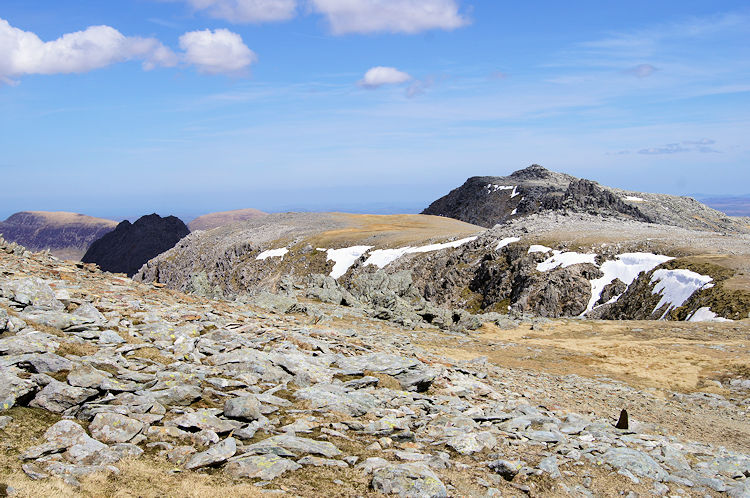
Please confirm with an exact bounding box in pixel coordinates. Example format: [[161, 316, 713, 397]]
[[89, 413, 144, 444], [184, 437, 236, 470], [225, 454, 301, 480], [371, 463, 448, 497]]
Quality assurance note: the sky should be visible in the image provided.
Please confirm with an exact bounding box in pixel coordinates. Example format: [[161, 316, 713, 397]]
[[1, 0, 749, 221]]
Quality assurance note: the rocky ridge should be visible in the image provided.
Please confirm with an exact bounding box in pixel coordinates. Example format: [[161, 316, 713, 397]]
[[0, 211, 117, 261], [188, 208, 268, 232], [136, 212, 750, 329], [2, 235, 750, 496], [422, 165, 749, 234], [82, 214, 190, 277]]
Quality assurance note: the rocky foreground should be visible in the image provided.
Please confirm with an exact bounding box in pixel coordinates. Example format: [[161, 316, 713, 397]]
[[2, 235, 750, 497]]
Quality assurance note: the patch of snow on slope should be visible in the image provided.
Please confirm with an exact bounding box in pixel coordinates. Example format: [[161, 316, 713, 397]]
[[650, 269, 713, 319], [624, 195, 645, 202], [584, 253, 674, 313], [485, 184, 520, 198], [326, 246, 373, 279], [363, 247, 412, 269], [496, 237, 520, 250], [688, 307, 731, 322], [256, 248, 289, 260], [364, 237, 478, 269], [537, 251, 597, 272], [528, 245, 552, 254], [510, 208, 517, 215]]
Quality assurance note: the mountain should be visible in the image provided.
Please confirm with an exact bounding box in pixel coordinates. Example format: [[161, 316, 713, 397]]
[[135, 208, 750, 327], [82, 213, 190, 276], [188, 208, 267, 231], [422, 164, 748, 233], [0, 211, 117, 260], [700, 195, 750, 217]]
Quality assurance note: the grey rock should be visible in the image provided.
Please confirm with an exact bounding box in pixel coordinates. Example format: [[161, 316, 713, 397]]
[[0, 369, 37, 410], [538, 455, 561, 478], [488, 460, 524, 481], [67, 364, 110, 389], [297, 456, 348, 468], [0, 277, 63, 310], [371, 463, 448, 497], [0, 415, 11, 429], [225, 454, 302, 480], [0, 332, 58, 356], [224, 395, 262, 421], [170, 409, 239, 434], [29, 380, 97, 413], [245, 434, 341, 458], [601, 447, 669, 481], [167, 445, 197, 465], [149, 385, 203, 407], [295, 383, 377, 417], [336, 353, 420, 376], [89, 413, 144, 444], [185, 437, 237, 470]]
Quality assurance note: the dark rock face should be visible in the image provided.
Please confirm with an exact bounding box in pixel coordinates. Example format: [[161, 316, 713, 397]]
[[0, 212, 117, 260], [82, 214, 189, 276], [422, 164, 741, 232]]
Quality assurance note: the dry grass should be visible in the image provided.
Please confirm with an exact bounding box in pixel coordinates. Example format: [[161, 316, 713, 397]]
[[56, 341, 99, 357], [129, 347, 173, 365]]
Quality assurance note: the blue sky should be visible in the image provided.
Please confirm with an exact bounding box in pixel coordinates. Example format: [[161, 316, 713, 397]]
[[1, 1, 749, 221]]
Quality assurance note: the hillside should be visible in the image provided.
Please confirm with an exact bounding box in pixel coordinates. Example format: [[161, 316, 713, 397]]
[[82, 214, 190, 277], [0, 211, 117, 260], [188, 208, 268, 231], [135, 209, 750, 329], [422, 165, 749, 233], [3, 234, 750, 496]]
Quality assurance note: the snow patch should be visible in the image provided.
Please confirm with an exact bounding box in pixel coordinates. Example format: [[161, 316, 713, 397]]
[[256, 248, 289, 260], [364, 237, 478, 269], [650, 269, 713, 319], [584, 253, 674, 313], [510, 208, 517, 215], [485, 184, 520, 198], [528, 245, 552, 254], [496, 237, 521, 250], [624, 195, 645, 202], [325, 246, 373, 279], [688, 307, 731, 322], [537, 251, 597, 272], [363, 247, 412, 269]]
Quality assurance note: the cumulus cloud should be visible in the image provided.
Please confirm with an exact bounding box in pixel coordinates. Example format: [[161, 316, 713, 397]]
[[0, 18, 176, 81], [310, 0, 469, 34], [624, 63, 658, 78], [176, 0, 297, 23], [179, 29, 257, 74], [358, 66, 411, 88]]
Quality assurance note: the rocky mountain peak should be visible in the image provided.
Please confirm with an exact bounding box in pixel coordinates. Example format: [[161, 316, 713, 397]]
[[81, 213, 189, 276], [423, 164, 746, 232]]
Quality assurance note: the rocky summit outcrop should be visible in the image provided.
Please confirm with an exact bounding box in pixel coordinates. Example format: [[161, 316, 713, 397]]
[[188, 208, 268, 232], [82, 214, 189, 277], [2, 233, 750, 496], [422, 164, 748, 233], [0, 211, 117, 260]]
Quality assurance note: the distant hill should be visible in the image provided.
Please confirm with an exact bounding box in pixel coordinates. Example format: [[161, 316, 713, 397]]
[[0, 211, 117, 260], [700, 196, 750, 217], [422, 164, 748, 233], [82, 213, 190, 276], [188, 208, 267, 231]]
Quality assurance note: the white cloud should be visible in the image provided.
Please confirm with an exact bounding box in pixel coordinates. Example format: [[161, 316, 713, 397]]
[[0, 18, 177, 81], [178, 0, 297, 23], [358, 66, 411, 88], [179, 29, 257, 74], [310, 0, 468, 34]]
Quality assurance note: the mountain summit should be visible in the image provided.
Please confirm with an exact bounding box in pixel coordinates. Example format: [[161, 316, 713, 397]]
[[422, 164, 746, 232], [82, 213, 189, 276]]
